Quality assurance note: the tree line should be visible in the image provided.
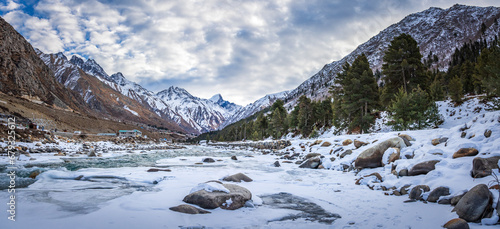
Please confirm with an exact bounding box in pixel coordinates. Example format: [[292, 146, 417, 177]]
[[194, 32, 500, 142]]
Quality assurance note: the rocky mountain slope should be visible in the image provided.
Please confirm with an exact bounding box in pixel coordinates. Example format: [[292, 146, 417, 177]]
[[282, 4, 500, 107], [0, 17, 83, 111]]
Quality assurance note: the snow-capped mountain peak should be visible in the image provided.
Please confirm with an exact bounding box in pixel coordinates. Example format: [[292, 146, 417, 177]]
[[70, 56, 109, 80], [209, 94, 223, 103]]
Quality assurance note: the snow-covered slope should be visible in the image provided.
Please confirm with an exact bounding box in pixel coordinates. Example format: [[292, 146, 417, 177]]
[[284, 4, 500, 107], [221, 90, 289, 129]]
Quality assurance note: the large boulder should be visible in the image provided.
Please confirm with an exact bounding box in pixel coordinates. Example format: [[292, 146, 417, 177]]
[[443, 218, 469, 229], [408, 160, 440, 176], [428, 186, 450, 203], [453, 148, 478, 159], [409, 185, 430, 200], [453, 184, 493, 222], [299, 157, 321, 169], [223, 173, 253, 182], [169, 204, 211, 214], [354, 137, 406, 169], [470, 156, 500, 178], [183, 183, 252, 210]]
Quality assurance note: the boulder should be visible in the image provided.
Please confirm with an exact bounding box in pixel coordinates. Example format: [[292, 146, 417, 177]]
[[311, 140, 322, 146], [387, 148, 401, 164], [400, 185, 411, 195], [203, 158, 216, 163], [354, 137, 406, 169], [183, 183, 252, 210], [409, 185, 430, 200], [484, 129, 492, 138], [273, 161, 281, 167], [353, 140, 368, 148], [169, 204, 211, 214], [408, 160, 440, 176], [223, 173, 253, 182], [399, 169, 409, 177], [299, 157, 321, 169], [342, 139, 353, 146], [470, 156, 500, 178], [451, 193, 467, 206], [305, 153, 321, 159], [427, 186, 450, 202], [321, 141, 332, 147], [398, 134, 414, 146], [453, 184, 493, 222], [453, 148, 478, 159], [231, 156, 238, 160], [443, 218, 469, 229], [431, 137, 448, 146]]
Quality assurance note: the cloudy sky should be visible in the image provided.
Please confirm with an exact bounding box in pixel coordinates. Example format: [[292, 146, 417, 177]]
[[1, 0, 499, 105]]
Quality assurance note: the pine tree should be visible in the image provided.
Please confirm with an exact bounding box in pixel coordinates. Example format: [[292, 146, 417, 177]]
[[382, 33, 427, 105], [297, 95, 313, 137], [429, 79, 445, 101], [448, 76, 463, 103]]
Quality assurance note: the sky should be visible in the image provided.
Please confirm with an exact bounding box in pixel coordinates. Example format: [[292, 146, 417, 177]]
[[1, 0, 499, 105]]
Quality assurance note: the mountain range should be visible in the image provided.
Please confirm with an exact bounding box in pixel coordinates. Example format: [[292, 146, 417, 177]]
[[1, 4, 499, 135]]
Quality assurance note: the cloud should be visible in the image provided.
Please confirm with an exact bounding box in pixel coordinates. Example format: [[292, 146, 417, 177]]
[[1, 0, 499, 105]]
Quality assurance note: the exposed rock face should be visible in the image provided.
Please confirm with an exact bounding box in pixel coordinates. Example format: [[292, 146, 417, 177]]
[[428, 186, 450, 202], [408, 160, 440, 176], [470, 156, 500, 178], [443, 218, 470, 229], [453, 184, 493, 222], [169, 204, 211, 214], [223, 173, 253, 182], [409, 185, 430, 200], [183, 183, 252, 210], [355, 137, 406, 169], [453, 148, 479, 159], [0, 17, 80, 110]]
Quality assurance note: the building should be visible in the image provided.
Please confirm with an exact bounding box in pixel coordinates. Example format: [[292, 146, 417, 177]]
[[118, 129, 142, 138]]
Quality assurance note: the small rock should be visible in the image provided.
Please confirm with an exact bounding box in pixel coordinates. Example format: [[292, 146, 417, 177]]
[[342, 139, 353, 146], [461, 132, 467, 138], [305, 153, 321, 159], [399, 169, 408, 177], [484, 129, 492, 138], [75, 175, 84, 180], [438, 198, 452, 205], [340, 149, 353, 159], [273, 161, 281, 167], [169, 204, 211, 214], [299, 157, 321, 169], [35, 142, 42, 147], [454, 184, 494, 222], [29, 170, 41, 179], [321, 141, 332, 147], [223, 173, 253, 182], [393, 190, 402, 196], [427, 186, 450, 202], [54, 152, 65, 156], [453, 148, 479, 159], [400, 184, 411, 195], [147, 168, 171, 172], [387, 148, 400, 164], [282, 161, 293, 163], [88, 151, 97, 157], [443, 218, 469, 229], [231, 156, 238, 160], [408, 160, 440, 176], [203, 158, 216, 163], [353, 140, 368, 148], [409, 185, 430, 200]]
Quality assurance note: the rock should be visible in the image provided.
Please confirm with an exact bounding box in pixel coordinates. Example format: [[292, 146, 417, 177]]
[[342, 139, 353, 146], [340, 149, 353, 159], [431, 137, 448, 146], [311, 140, 323, 146], [428, 186, 450, 202], [54, 152, 65, 156], [35, 142, 42, 147], [400, 185, 411, 195], [387, 148, 401, 164], [169, 204, 211, 214], [355, 172, 383, 185], [470, 156, 500, 178], [29, 170, 41, 179], [354, 137, 406, 169], [321, 141, 332, 147], [409, 185, 430, 200], [451, 193, 467, 206], [299, 157, 321, 169], [453, 184, 493, 222], [282, 161, 293, 163], [438, 198, 452, 205], [183, 183, 252, 210], [75, 175, 84, 180], [203, 158, 216, 163], [484, 129, 492, 138], [87, 151, 97, 157], [398, 134, 415, 141], [273, 161, 281, 167], [453, 148, 479, 159], [443, 218, 470, 229], [399, 169, 409, 177], [353, 140, 368, 148], [305, 153, 321, 159], [393, 190, 402, 196], [223, 173, 253, 182], [231, 156, 238, 160], [408, 160, 440, 176], [461, 132, 467, 138], [147, 168, 171, 172]]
